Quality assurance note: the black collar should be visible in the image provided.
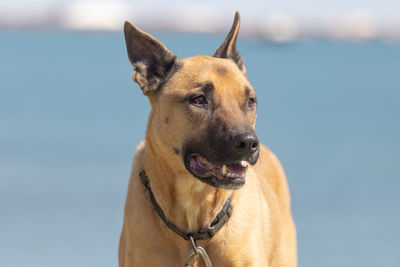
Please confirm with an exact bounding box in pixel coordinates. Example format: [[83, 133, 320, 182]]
[[139, 170, 233, 241]]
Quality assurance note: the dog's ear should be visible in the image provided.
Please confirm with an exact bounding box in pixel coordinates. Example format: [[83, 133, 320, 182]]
[[213, 11, 246, 74], [124, 21, 180, 95]]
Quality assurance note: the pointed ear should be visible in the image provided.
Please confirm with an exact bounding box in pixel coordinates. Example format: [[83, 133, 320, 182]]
[[124, 21, 181, 95], [213, 11, 246, 74]]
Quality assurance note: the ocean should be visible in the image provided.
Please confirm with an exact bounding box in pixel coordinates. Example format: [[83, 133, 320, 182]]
[[1, 30, 399, 266]]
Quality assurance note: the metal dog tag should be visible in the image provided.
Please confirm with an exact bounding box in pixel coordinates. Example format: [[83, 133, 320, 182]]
[[183, 246, 213, 267]]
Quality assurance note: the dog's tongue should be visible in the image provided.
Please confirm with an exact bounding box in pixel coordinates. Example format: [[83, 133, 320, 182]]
[[189, 155, 247, 179]]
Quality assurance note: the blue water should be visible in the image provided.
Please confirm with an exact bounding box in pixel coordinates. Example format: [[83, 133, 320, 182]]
[[1, 31, 399, 267]]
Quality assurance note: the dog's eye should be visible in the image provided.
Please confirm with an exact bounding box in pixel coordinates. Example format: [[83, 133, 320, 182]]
[[247, 98, 256, 108], [190, 95, 208, 106]]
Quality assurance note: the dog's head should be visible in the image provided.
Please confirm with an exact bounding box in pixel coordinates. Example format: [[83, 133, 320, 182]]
[[124, 12, 259, 189]]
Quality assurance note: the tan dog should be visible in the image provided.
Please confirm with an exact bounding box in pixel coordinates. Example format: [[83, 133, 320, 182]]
[[119, 12, 297, 267]]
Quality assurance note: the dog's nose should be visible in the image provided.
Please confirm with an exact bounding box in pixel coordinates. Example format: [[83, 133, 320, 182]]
[[232, 132, 259, 163], [233, 133, 259, 153]]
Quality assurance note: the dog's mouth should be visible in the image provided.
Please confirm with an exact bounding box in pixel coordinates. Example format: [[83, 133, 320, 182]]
[[185, 154, 248, 189]]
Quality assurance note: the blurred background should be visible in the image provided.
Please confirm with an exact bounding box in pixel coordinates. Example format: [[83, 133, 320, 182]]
[[1, 1, 399, 267]]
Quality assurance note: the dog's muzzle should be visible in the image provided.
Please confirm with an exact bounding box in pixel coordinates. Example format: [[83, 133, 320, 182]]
[[184, 130, 260, 189]]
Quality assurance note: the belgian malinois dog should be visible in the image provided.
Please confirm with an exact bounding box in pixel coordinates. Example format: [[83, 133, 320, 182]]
[[119, 12, 297, 267]]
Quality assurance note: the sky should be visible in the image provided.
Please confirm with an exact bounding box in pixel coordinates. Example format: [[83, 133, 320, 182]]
[[0, 0, 399, 41], [3, 0, 399, 17]]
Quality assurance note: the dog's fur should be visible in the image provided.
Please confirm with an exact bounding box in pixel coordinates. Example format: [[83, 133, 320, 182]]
[[119, 12, 297, 267]]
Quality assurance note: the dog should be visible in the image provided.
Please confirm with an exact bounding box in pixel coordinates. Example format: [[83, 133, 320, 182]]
[[119, 12, 297, 267]]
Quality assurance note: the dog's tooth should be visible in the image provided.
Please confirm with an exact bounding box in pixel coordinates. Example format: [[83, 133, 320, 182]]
[[222, 165, 227, 175], [240, 161, 246, 167]]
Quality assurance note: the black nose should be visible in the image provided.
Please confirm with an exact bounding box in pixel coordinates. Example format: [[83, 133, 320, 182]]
[[232, 132, 259, 163]]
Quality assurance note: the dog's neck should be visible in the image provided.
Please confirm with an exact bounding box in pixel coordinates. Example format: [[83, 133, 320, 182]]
[[142, 136, 233, 233]]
